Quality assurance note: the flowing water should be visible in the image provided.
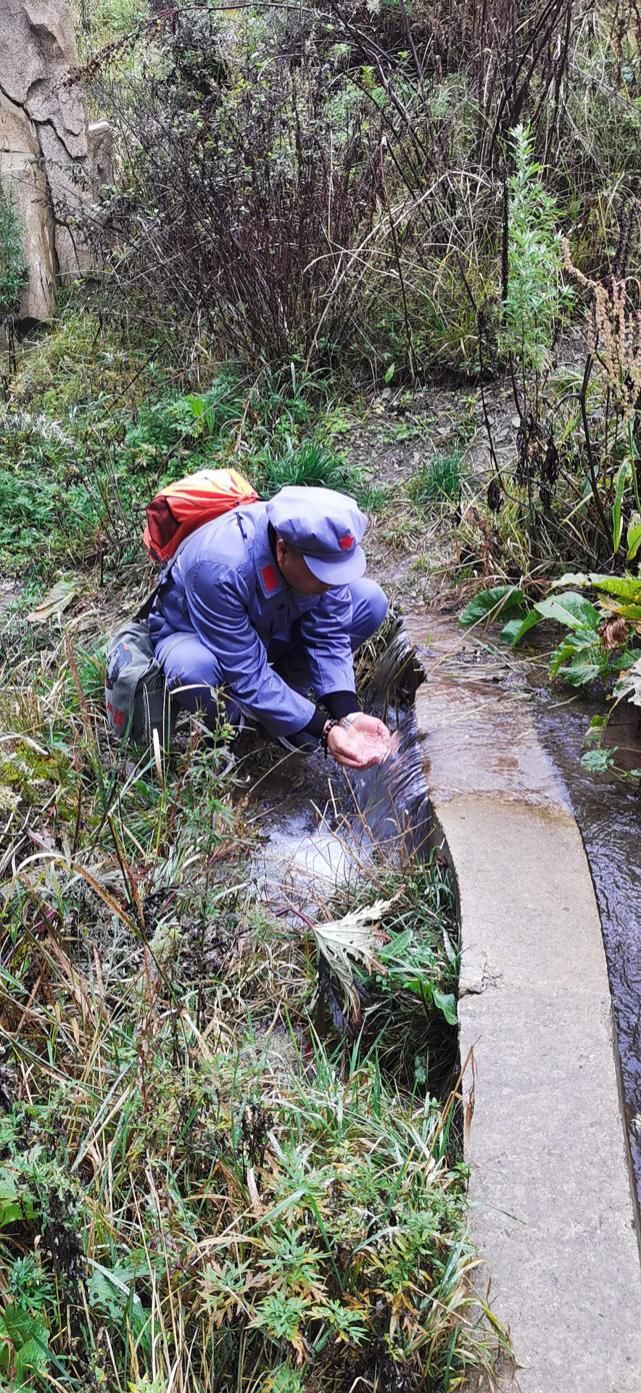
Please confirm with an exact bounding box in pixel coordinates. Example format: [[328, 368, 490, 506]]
[[245, 708, 428, 914]]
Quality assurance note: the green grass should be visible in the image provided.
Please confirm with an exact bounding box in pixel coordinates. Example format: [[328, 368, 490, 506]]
[[407, 450, 464, 508], [254, 437, 370, 502], [0, 305, 499, 1390], [1, 319, 387, 581], [0, 593, 501, 1391], [0, 1007, 490, 1391]]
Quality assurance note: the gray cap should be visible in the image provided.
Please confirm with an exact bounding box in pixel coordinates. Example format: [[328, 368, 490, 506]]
[[266, 485, 368, 584]]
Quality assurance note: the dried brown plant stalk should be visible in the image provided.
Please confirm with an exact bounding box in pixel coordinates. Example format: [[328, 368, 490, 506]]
[[562, 236, 641, 422]]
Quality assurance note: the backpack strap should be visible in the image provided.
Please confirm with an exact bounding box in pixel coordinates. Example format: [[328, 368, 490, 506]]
[[134, 585, 161, 623], [132, 545, 184, 624]]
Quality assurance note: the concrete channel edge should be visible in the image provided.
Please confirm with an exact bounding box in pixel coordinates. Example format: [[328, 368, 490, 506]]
[[407, 619, 641, 1393]]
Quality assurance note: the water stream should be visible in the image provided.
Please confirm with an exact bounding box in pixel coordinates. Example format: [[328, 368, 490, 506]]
[[244, 707, 428, 914]]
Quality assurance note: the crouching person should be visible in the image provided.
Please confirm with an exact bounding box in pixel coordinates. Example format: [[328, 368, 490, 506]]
[[148, 485, 392, 769]]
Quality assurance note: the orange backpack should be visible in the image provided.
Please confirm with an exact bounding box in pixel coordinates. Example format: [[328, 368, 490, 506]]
[[142, 467, 258, 562]]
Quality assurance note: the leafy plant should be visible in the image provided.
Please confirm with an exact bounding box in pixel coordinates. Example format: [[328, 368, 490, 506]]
[[125, 374, 245, 466], [477, 123, 572, 559], [461, 575, 640, 690], [500, 124, 569, 382], [0, 1302, 51, 1389]]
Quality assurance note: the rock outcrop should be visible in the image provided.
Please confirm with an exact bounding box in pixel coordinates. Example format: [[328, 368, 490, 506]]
[[0, 0, 92, 321]]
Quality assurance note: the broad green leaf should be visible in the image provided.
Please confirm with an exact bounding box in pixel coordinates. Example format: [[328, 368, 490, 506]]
[[611, 602, 641, 621], [14, 1333, 50, 1385], [591, 575, 641, 602], [0, 1167, 22, 1228], [0, 1305, 50, 1387], [0, 1197, 23, 1227], [583, 716, 607, 749], [88, 1263, 132, 1317], [556, 657, 602, 687], [500, 609, 541, 647], [548, 635, 587, 678], [0, 1167, 18, 1199], [612, 460, 631, 552], [626, 513, 641, 561], [534, 592, 600, 631], [581, 749, 615, 773], [617, 649, 639, 669], [432, 988, 458, 1026], [459, 585, 526, 628]]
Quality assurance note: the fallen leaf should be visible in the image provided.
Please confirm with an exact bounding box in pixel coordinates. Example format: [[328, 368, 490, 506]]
[[616, 655, 641, 707], [311, 894, 401, 1018], [27, 579, 80, 624]]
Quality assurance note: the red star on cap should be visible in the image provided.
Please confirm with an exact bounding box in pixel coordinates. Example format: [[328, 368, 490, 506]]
[[339, 533, 354, 550]]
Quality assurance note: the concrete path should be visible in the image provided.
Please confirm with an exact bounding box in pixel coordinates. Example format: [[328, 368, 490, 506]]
[[406, 616, 641, 1393]]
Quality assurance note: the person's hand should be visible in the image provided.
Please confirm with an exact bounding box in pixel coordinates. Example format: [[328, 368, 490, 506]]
[[348, 713, 392, 746], [325, 714, 393, 769]]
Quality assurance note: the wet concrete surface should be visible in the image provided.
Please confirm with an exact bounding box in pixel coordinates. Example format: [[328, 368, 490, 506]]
[[407, 612, 641, 1214], [533, 690, 641, 1206]]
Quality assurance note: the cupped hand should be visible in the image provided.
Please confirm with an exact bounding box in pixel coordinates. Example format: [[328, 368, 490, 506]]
[[327, 714, 394, 770]]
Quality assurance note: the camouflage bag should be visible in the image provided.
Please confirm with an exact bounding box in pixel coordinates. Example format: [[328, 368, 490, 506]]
[[105, 617, 174, 746]]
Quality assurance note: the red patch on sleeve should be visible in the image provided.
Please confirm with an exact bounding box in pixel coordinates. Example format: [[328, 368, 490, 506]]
[[261, 563, 279, 592], [339, 533, 354, 550]]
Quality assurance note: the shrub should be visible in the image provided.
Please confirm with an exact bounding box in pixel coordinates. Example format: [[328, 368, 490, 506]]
[[500, 125, 570, 386], [77, 0, 641, 387], [83, 4, 558, 379], [90, 10, 387, 369], [0, 183, 26, 318]]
